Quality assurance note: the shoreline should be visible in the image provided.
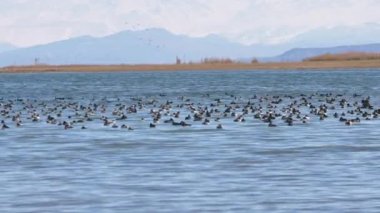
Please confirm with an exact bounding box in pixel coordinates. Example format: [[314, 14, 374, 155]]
[[2, 60, 380, 73]]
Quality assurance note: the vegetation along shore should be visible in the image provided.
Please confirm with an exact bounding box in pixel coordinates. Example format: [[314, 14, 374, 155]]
[[2, 52, 380, 73]]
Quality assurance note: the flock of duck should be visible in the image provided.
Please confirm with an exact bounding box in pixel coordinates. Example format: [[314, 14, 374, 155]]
[[1, 92, 379, 131]]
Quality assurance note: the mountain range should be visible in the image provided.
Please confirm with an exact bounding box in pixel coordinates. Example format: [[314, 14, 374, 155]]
[[0, 29, 258, 66], [1, 25, 380, 66]]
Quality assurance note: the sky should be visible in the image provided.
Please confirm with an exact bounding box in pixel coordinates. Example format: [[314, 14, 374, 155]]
[[1, 0, 380, 47]]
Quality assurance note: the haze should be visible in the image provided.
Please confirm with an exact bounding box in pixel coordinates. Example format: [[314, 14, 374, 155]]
[[1, 0, 380, 47]]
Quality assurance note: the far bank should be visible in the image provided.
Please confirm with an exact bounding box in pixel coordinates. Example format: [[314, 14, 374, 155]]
[[2, 60, 380, 73]]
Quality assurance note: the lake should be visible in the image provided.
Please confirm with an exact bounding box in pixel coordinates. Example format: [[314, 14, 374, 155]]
[[1, 70, 380, 212]]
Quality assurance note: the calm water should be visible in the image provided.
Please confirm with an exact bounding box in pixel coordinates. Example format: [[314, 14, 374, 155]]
[[1, 70, 380, 212]]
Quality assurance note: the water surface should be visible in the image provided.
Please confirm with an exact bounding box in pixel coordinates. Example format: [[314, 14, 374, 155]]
[[1, 70, 380, 212]]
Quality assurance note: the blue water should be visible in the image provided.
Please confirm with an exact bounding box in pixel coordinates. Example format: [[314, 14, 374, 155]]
[[1, 70, 380, 212]]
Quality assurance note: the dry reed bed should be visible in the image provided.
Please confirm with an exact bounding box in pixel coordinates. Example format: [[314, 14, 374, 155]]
[[305, 52, 380, 62]]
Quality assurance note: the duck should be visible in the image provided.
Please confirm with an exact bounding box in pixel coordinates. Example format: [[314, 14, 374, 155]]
[[268, 121, 277, 127]]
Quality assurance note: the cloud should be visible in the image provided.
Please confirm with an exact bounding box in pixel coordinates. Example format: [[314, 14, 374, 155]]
[[0, 0, 380, 46]]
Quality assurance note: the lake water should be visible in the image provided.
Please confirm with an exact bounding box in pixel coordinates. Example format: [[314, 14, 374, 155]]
[[1, 70, 380, 212]]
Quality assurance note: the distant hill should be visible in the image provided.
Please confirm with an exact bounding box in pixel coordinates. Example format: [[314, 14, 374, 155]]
[[235, 23, 380, 57], [0, 28, 260, 66], [266, 43, 380, 62]]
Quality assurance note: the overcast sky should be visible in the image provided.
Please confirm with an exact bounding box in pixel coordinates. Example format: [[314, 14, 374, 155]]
[[1, 0, 380, 47]]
